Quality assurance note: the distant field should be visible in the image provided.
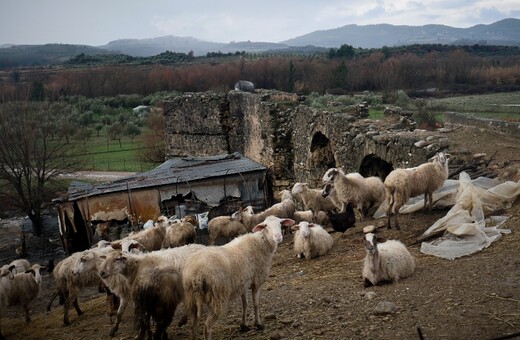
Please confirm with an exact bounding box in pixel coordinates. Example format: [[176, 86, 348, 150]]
[[73, 130, 159, 172], [427, 92, 520, 121]]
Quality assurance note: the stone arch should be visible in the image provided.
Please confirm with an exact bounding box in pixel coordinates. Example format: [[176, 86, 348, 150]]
[[359, 154, 394, 181], [308, 131, 336, 185]]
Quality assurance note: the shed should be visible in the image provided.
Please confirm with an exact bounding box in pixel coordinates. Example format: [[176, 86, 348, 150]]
[[54, 152, 268, 254]]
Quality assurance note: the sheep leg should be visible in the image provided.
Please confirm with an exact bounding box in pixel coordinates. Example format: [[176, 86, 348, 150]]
[[109, 297, 128, 337], [23, 303, 31, 323], [363, 278, 373, 287], [251, 286, 264, 330], [203, 312, 218, 340], [188, 301, 199, 340], [47, 291, 58, 312], [239, 293, 249, 331]]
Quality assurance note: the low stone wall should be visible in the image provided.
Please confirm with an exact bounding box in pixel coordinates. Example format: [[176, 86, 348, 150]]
[[444, 112, 520, 136]]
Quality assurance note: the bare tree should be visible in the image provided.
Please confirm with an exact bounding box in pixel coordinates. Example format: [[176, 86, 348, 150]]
[[0, 101, 83, 236]]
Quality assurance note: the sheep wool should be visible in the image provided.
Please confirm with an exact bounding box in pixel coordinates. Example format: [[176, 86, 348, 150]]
[[292, 221, 334, 259], [362, 233, 415, 287], [183, 215, 295, 340]]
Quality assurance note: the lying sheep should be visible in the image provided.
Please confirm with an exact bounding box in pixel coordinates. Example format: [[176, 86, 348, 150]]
[[322, 169, 385, 219], [95, 244, 205, 337], [207, 216, 248, 245], [162, 221, 196, 248], [7, 259, 31, 274], [327, 202, 356, 233], [291, 182, 336, 221], [183, 215, 295, 340], [384, 152, 451, 229], [99, 251, 183, 340], [293, 210, 329, 226], [5, 263, 45, 323], [292, 221, 334, 259], [362, 233, 416, 287]]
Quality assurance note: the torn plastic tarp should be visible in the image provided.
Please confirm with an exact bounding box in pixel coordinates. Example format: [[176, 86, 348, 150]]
[[420, 172, 520, 260]]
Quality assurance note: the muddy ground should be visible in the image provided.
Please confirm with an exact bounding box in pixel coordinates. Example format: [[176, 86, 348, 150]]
[[1, 123, 520, 340]]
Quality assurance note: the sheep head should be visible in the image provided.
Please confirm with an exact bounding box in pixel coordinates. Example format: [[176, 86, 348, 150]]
[[363, 233, 382, 255], [99, 251, 127, 280], [322, 168, 340, 184], [321, 183, 333, 198], [291, 182, 307, 195], [292, 221, 314, 238], [252, 216, 295, 244], [72, 251, 96, 276]]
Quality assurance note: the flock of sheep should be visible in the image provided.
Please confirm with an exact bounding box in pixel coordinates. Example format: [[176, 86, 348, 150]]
[[0, 151, 451, 340]]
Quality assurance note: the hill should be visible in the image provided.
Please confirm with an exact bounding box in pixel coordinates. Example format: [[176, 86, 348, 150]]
[[282, 18, 520, 48]]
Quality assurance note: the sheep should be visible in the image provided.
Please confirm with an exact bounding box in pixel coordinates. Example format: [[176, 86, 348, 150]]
[[362, 233, 416, 287], [292, 210, 329, 226], [124, 224, 166, 251], [322, 169, 385, 219], [291, 182, 336, 221], [183, 215, 295, 340], [327, 203, 356, 233], [99, 251, 184, 340], [46, 251, 102, 325], [95, 244, 205, 337], [4, 263, 45, 323], [0, 265, 13, 339], [236, 190, 295, 231], [111, 238, 146, 253], [384, 152, 451, 229], [7, 259, 31, 274], [207, 216, 248, 245], [291, 221, 334, 259], [162, 221, 196, 248]]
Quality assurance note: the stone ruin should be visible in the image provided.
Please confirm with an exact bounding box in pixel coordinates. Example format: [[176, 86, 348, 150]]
[[162, 90, 513, 192]]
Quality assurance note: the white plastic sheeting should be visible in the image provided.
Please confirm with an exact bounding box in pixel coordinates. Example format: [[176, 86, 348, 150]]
[[373, 172, 520, 260], [420, 172, 520, 259]]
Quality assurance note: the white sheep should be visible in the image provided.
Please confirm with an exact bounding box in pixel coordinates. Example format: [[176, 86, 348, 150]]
[[291, 182, 336, 221], [162, 221, 196, 248], [7, 259, 31, 274], [384, 152, 451, 229], [183, 215, 295, 340], [0, 265, 13, 339], [123, 224, 166, 251], [207, 216, 248, 245], [95, 244, 205, 337], [291, 221, 334, 259], [236, 190, 295, 231], [292, 210, 329, 226], [322, 169, 385, 219], [98, 251, 184, 340], [362, 233, 416, 287], [4, 263, 45, 323], [46, 251, 102, 325]]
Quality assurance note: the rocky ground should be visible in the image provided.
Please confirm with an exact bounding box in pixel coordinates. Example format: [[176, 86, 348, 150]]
[[1, 123, 519, 340]]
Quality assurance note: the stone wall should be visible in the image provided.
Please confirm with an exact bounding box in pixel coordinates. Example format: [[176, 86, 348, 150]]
[[163, 90, 450, 192], [444, 111, 520, 136]]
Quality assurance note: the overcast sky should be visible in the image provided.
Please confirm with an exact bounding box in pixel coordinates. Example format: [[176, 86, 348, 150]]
[[1, 0, 519, 46]]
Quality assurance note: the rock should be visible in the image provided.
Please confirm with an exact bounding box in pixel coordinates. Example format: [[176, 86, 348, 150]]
[[373, 301, 398, 315], [364, 291, 377, 299], [270, 331, 283, 340], [363, 225, 376, 233], [264, 313, 277, 320], [414, 140, 428, 148]]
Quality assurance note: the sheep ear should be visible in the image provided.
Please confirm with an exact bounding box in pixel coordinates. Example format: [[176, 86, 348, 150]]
[[308, 223, 317, 228], [280, 218, 295, 228], [445, 153, 452, 159], [8, 264, 15, 272], [291, 225, 300, 231], [252, 223, 266, 233], [129, 242, 140, 251], [25, 269, 36, 276]]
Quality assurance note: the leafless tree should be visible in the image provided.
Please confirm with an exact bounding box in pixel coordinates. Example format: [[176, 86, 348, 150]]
[[0, 101, 83, 236]]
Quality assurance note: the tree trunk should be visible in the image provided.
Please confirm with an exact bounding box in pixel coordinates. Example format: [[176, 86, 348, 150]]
[[28, 212, 42, 236]]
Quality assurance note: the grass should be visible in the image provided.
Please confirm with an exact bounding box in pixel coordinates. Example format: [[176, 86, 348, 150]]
[[73, 129, 159, 172], [426, 91, 520, 121]]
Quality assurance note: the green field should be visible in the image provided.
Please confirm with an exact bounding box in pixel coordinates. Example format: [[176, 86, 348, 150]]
[[73, 130, 159, 172], [426, 92, 520, 121]]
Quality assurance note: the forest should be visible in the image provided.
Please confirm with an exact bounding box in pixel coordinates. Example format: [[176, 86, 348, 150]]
[[1, 44, 519, 103]]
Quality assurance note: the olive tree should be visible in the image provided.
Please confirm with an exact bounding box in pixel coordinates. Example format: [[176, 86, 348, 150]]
[[0, 101, 82, 236]]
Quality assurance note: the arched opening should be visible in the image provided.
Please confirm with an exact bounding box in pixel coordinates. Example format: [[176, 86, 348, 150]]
[[359, 154, 394, 181], [308, 131, 336, 185]]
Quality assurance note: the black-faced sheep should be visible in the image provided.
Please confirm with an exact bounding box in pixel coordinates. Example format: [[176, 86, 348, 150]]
[[384, 152, 451, 229], [183, 216, 295, 340], [362, 233, 415, 287], [292, 221, 334, 259], [322, 169, 385, 219]]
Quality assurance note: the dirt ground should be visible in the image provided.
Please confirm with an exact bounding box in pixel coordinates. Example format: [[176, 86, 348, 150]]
[[2, 123, 520, 340]]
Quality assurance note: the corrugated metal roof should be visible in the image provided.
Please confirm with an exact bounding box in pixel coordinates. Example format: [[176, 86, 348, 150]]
[[67, 152, 266, 200]]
